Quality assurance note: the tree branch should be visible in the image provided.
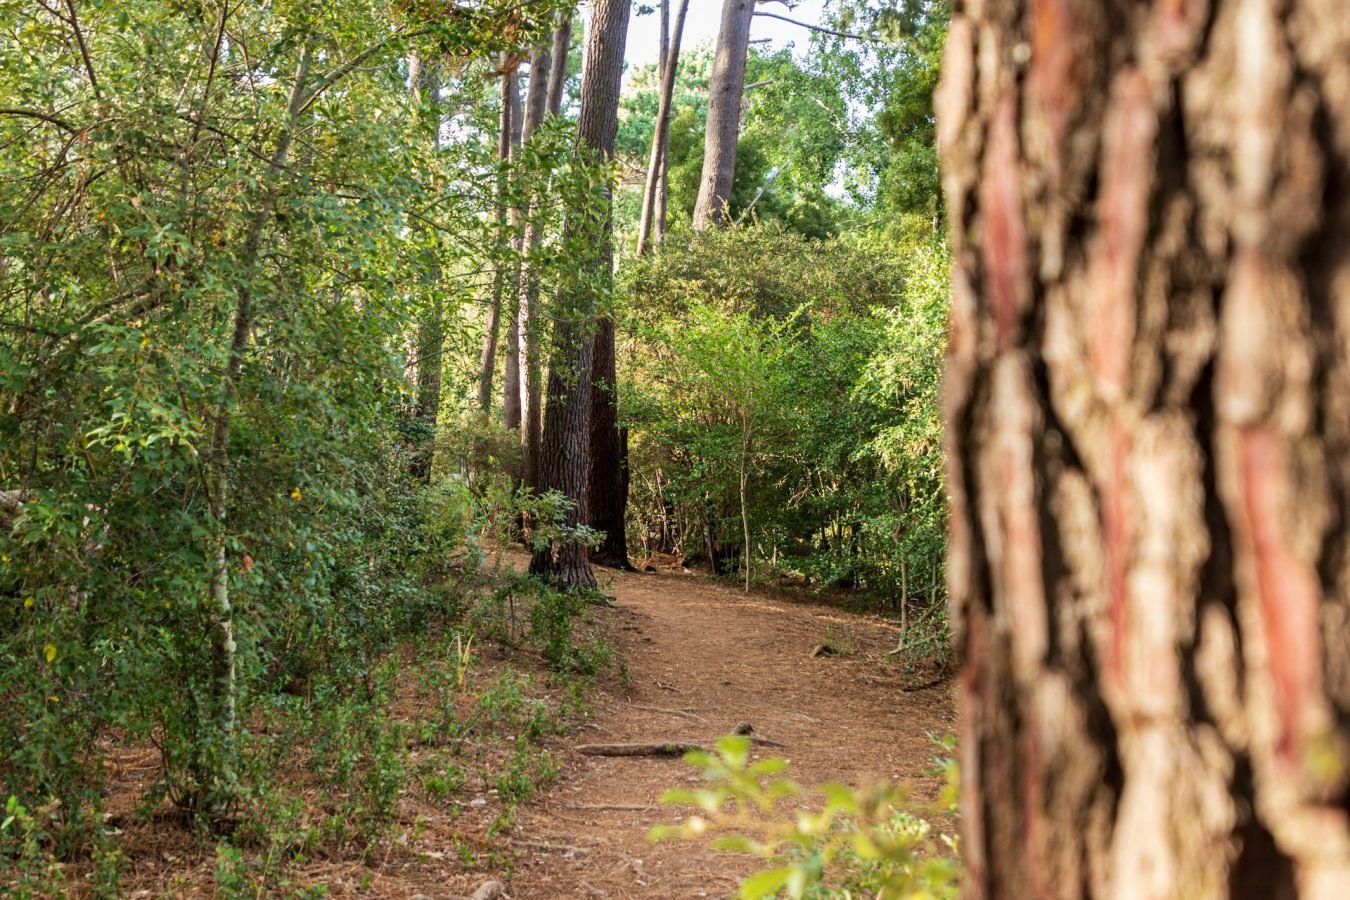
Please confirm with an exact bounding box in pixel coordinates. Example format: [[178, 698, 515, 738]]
[[63, 0, 103, 99], [0, 108, 80, 133], [752, 11, 877, 42]]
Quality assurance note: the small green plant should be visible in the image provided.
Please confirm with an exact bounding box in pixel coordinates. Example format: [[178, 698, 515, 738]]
[[423, 761, 468, 801], [214, 843, 250, 899], [651, 734, 959, 899], [90, 827, 126, 899], [493, 739, 560, 805], [819, 623, 858, 657]]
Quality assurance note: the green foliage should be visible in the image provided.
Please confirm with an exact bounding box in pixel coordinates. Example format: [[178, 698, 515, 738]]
[[492, 738, 560, 804], [0, 0, 561, 861], [622, 226, 948, 621], [616, 48, 849, 243], [652, 735, 959, 899]]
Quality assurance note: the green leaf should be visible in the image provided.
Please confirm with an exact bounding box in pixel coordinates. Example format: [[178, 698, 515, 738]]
[[739, 866, 792, 900]]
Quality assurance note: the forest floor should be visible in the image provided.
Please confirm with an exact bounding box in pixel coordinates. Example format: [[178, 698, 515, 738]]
[[89, 551, 955, 898]]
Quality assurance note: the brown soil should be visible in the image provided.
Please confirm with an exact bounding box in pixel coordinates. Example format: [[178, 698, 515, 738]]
[[78, 552, 955, 898], [502, 557, 957, 900]]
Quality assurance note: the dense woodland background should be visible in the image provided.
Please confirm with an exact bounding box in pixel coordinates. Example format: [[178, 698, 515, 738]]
[[4, 0, 1350, 896]]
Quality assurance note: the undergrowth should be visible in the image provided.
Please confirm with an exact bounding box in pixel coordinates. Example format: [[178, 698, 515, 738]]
[[2, 483, 613, 896], [652, 733, 960, 899]]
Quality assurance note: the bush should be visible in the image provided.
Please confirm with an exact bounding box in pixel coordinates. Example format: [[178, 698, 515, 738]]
[[652, 734, 959, 899]]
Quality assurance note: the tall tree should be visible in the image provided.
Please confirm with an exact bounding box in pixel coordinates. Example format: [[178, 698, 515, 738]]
[[636, 0, 691, 255], [692, 0, 755, 229], [477, 58, 518, 413], [508, 45, 552, 438], [530, 0, 631, 587], [522, 8, 575, 489], [938, 0, 1350, 896], [588, 313, 629, 568], [409, 53, 444, 483], [547, 8, 573, 117]]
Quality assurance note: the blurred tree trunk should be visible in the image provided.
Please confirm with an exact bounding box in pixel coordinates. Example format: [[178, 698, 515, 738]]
[[938, 1, 1350, 896], [692, 0, 754, 229], [530, 0, 630, 588], [547, 8, 572, 117], [477, 58, 517, 414], [636, 0, 691, 255]]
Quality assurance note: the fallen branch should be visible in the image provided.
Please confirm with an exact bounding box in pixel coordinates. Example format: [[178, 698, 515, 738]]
[[567, 803, 654, 812], [574, 741, 702, 757], [575, 725, 787, 757]]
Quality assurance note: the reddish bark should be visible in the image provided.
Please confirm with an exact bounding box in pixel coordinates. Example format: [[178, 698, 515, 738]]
[[529, 0, 631, 589], [939, 0, 1350, 895]]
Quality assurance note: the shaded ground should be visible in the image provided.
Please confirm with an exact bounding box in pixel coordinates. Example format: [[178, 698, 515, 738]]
[[83, 553, 954, 898]]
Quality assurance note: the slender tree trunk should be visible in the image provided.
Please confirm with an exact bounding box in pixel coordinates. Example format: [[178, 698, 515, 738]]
[[410, 54, 443, 483], [529, 0, 630, 589], [547, 8, 572, 118], [477, 59, 516, 414], [938, 1, 1350, 896], [205, 46, 311, 808], [692, 0, 754, 230], [502, 69, 525, 430], [521, 9, 574, 488], [739, 417, 750, 593], [511, 44, 551, 450], [637, 0, 691, 255]]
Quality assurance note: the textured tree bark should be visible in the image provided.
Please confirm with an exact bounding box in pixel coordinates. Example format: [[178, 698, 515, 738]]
[[477, 59, 516, 414], [529, 0, 630, 588], [692, 0, 754, 230], [589, 321, 630, 569], [636, 0, 691, 255], [937, 1, 1350, 897]]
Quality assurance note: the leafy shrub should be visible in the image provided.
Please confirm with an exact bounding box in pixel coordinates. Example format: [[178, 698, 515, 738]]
[[652, 734, 959, 899]]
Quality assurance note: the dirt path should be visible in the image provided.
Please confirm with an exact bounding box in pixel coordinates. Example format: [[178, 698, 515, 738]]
[[502, 558, 957, 899]]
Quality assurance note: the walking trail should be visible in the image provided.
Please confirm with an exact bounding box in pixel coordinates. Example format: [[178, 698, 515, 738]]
[[493, 554, 956, 899]]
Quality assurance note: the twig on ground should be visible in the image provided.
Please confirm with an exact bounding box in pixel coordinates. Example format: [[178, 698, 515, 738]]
[[574, 741, 702, 757]]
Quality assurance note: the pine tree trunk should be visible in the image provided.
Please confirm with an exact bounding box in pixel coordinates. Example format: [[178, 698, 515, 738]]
[[938, 1, 1350, 896], [547, 9, 572, 118], [529, 0, 631, 589], [636, 0, 691, 255], [692, 0, 754, 230], [590, 320, 630, 568], [521, 10, 574, 489]]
